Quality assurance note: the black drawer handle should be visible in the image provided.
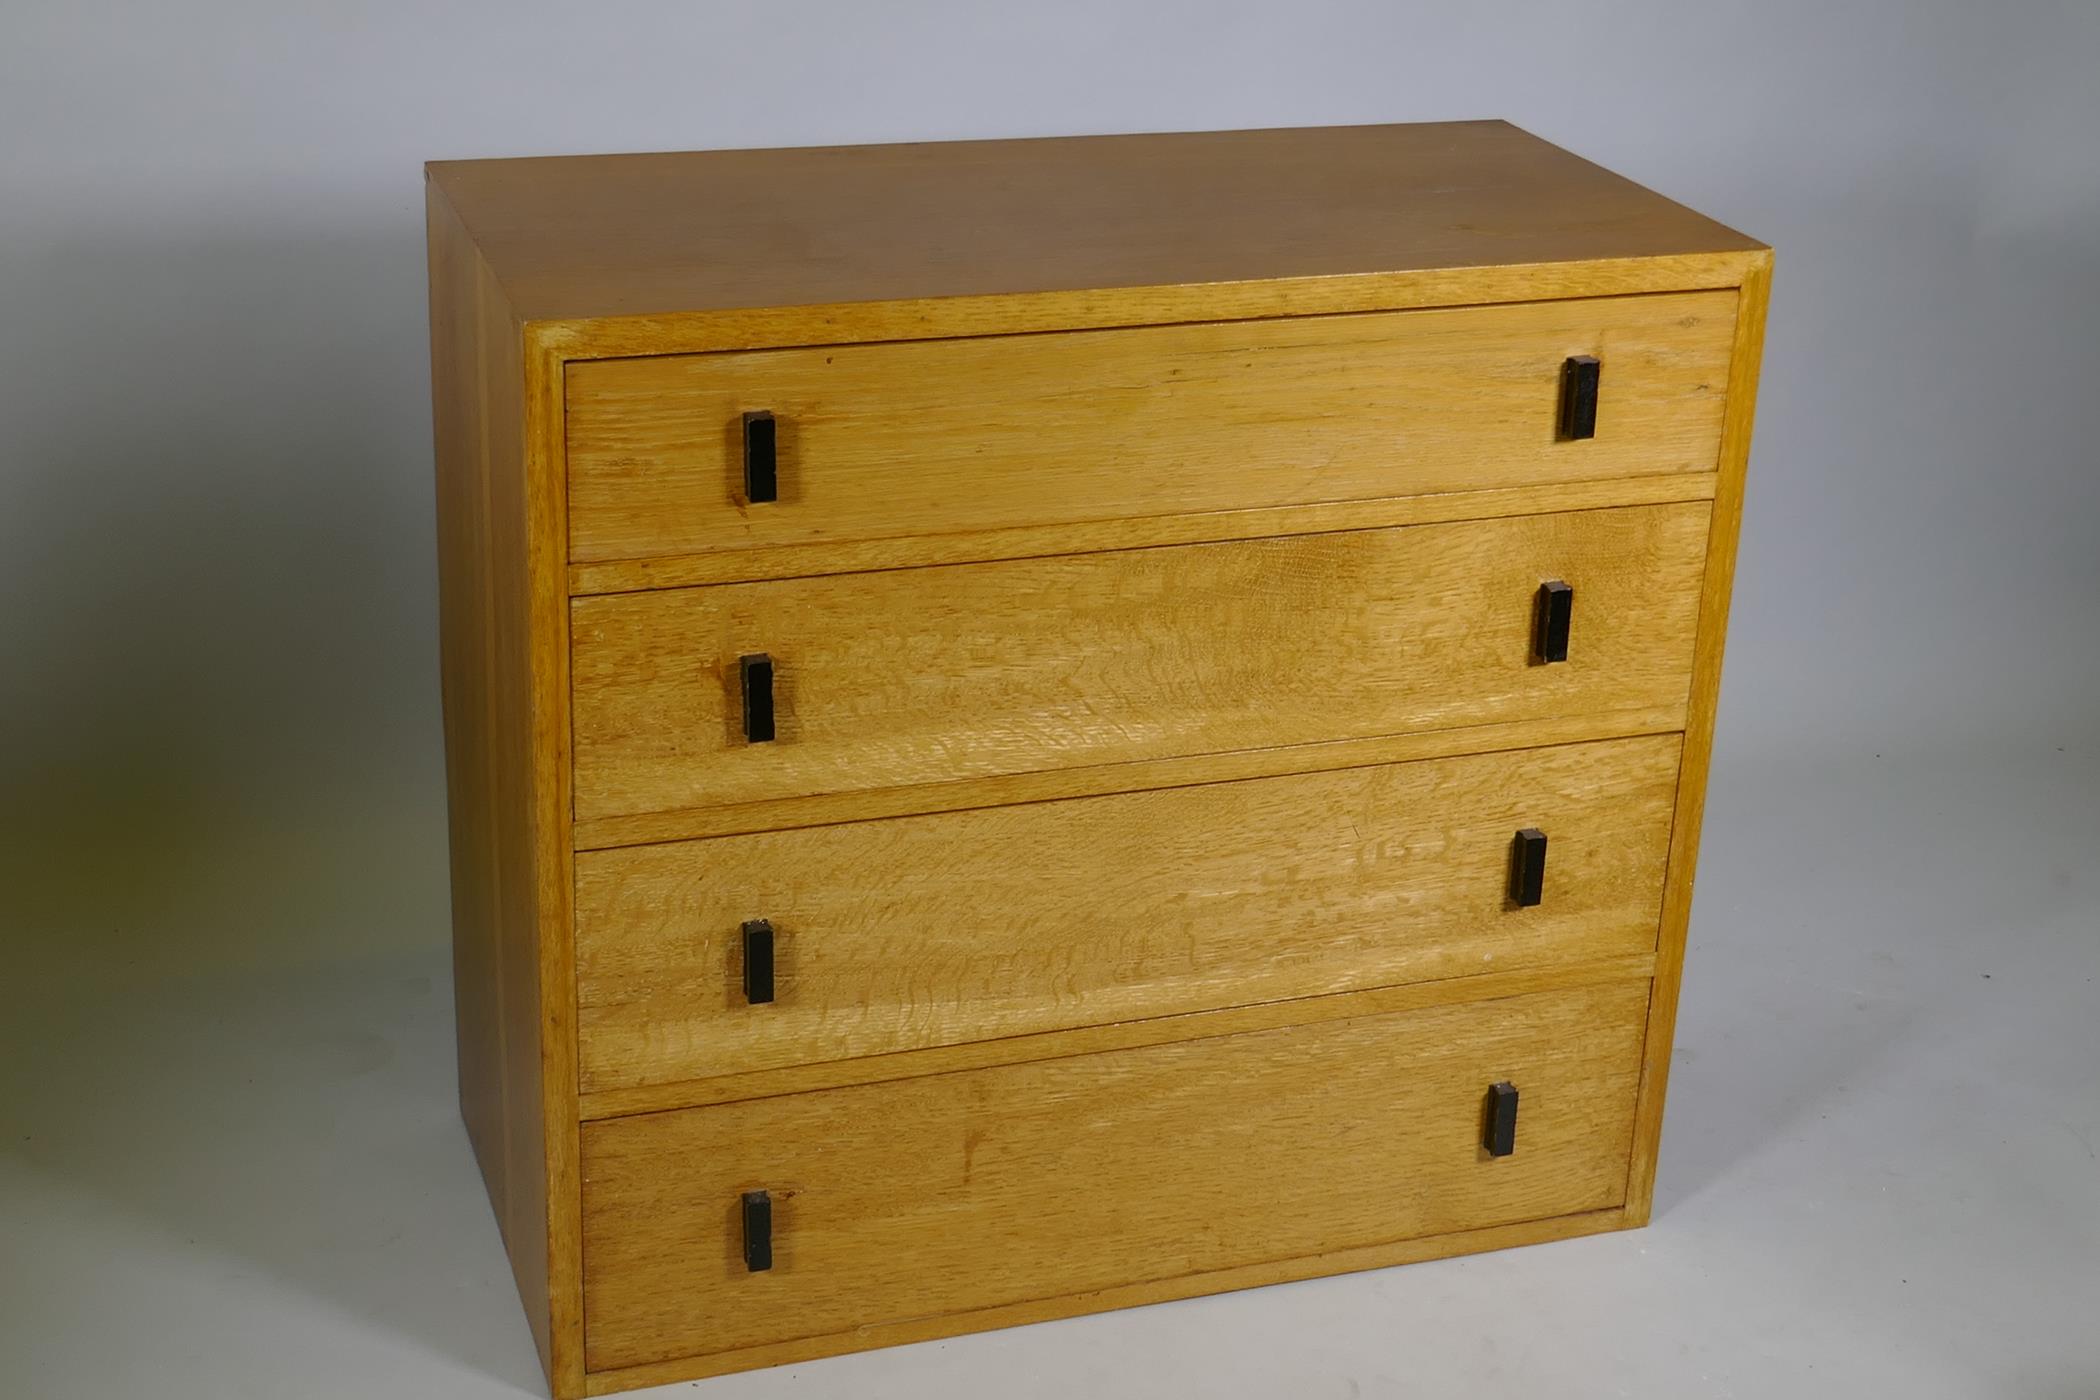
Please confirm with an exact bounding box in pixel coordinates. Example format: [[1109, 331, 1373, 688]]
[[1484, 1082, 1520, 1157], [743, 411, 778, 503], [1510, 828, 1548, 908], [1533, 579, 1573, 664], [739, 653, 775, 743], [741, 1190, 773, 1272], [742, 919, 775, 1005], [1557, 355, 1600, 440]]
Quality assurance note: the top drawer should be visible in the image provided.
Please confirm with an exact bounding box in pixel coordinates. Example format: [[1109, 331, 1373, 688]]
[[565, 292, 1736, 564]]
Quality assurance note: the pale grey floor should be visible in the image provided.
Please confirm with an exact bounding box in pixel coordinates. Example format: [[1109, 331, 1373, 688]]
[[6, 742, 2096, 1399]]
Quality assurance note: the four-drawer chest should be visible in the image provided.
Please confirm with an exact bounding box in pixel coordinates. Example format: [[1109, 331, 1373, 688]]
[[426, 120, 1769, 1397]]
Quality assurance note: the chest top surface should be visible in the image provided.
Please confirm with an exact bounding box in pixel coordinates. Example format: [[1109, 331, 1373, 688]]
[[426, 121, 1763, 324]]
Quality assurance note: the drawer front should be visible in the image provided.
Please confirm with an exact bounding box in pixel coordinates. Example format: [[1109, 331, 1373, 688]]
[[576, 734, 1681, 1094], [565, 292, 1735, 564], [580, 978, 1649, 1370], [571, 501, 1709, 822]]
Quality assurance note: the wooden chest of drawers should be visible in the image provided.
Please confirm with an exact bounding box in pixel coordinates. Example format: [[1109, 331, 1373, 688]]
[[425, 121, 1769, 1397]]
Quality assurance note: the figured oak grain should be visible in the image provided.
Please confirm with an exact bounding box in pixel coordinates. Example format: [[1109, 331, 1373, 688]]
[[582, 1206, 1631, 1393], [426, 122, 1762, 327], [570, 706, 1688, 852], [565, 292, 1735, 565], [574, 734, 1682, 1094], [570, 501, 1711, 822], [565, 472, 1721, 596], [578, 953, 1658, 1121], [426, 121, 1771, 1399], [579, 978, 1651, 1371]]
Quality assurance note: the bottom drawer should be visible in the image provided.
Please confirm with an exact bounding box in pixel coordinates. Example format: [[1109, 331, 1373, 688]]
[[581, 977, 1651, 1372]]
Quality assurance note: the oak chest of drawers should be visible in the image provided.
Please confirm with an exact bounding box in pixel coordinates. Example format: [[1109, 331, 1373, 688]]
[[425, 121, 1769, 1397]]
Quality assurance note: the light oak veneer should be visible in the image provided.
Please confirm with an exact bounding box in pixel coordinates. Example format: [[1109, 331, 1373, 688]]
[[574, 734, 1682, 1094], [426, 121, 1767, 1397], [565, 293, 1734, 565], [580, 978, 1651, 1372], [570, 502, 1711, 821]]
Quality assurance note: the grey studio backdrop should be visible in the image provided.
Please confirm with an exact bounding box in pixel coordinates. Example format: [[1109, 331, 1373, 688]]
[[3, 3, 2095, 1398]]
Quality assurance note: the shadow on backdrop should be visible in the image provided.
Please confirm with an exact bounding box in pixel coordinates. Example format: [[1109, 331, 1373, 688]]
[[0, 224, 537, 1387]]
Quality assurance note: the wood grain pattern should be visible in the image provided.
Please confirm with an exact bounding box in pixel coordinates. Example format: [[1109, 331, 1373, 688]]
[[1624, 251, 1773, 1221], [578, 953, 1659, 1122], [579, 979, 1651, 1372], [546, 248, 1772, 367], [582, 1205, 1632, 1394], [425, 123, 1771, 1396], [570, 706, 1688, 852], [565, 293, 1735, 565], [570, 502, 1711, 822], [575, 735, 1682, 1094], [427, 122, 1762, 326], [522, 335, 585, 1396], [566, 472, 1721, 596], [427, 177, 560, 1384], [543, 252, 1767, 365]]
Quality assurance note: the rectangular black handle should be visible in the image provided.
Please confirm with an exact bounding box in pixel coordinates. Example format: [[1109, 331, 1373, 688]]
[[740, 653, 775, 743], [1534, 579, 1573, 664], [741, 1190, 773, 1272], [743, 411, 778, 503], [742, 919, 775, 1005], [1557, 355, 1599, 440], [1510, 828, 1547, 908], [1484, 1082, 1520, 1157]]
